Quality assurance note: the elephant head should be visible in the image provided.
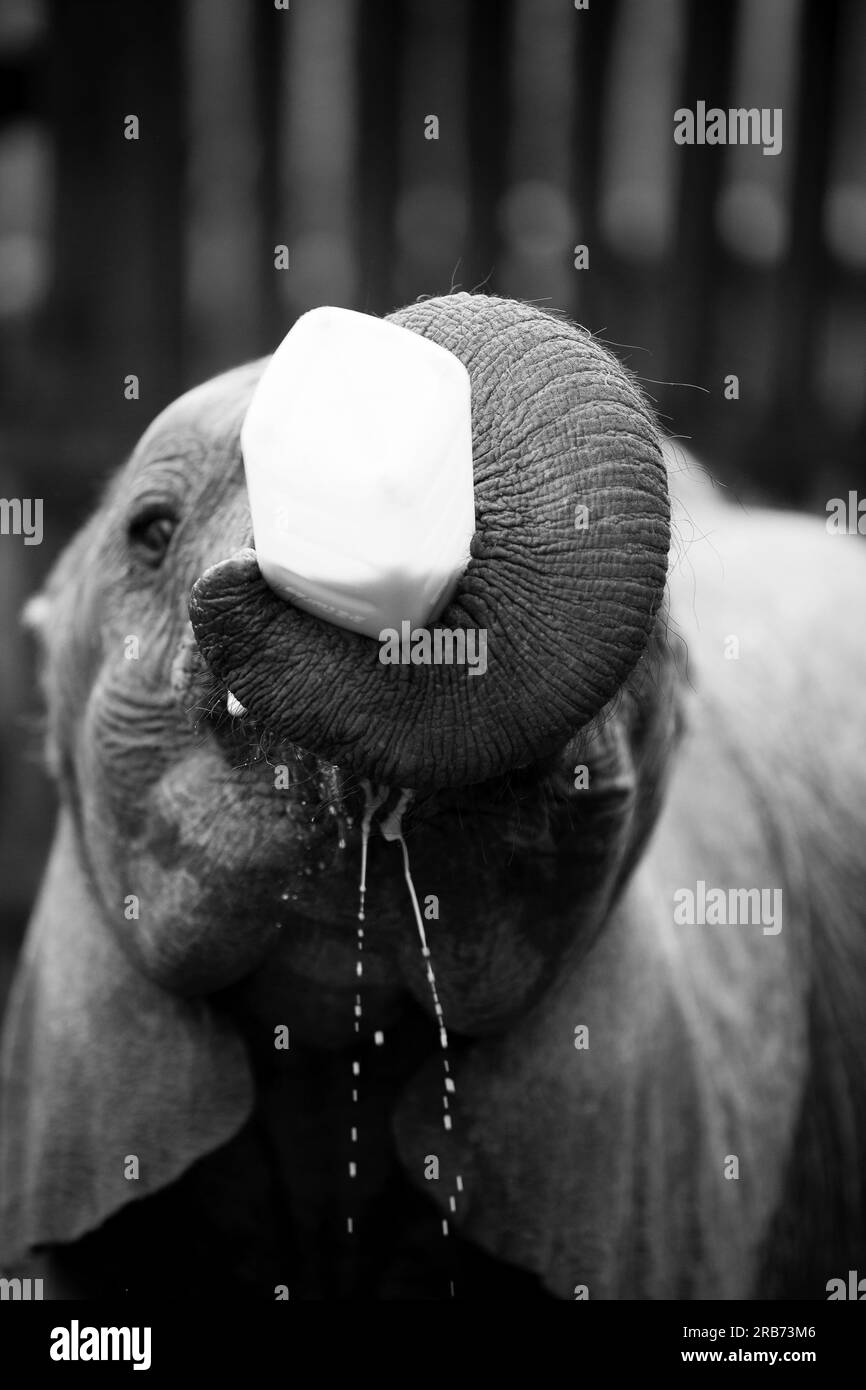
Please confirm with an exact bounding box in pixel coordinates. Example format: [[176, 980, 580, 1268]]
[[171, 292, 680, 1041], [12, 291, 806, 1299]]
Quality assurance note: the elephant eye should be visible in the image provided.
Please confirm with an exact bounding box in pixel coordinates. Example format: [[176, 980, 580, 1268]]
[[128, 507, 177, 566]]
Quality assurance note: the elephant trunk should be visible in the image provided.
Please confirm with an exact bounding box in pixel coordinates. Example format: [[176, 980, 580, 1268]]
[[188, 294, 670, 790]]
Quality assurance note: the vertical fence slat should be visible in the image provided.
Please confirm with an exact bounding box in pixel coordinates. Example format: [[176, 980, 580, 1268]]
[[499, 0, 575, 308], [394, 0, 468, 303], [47, 0, 184, 427], [255, 0, 284, 349], [772, 0, 842, 501], [356, 0, 405, 314], [571, 0, 622, 329], [666, 0, 737, 405], [465, 0, 513, 295], [185, 0, 262, 381]]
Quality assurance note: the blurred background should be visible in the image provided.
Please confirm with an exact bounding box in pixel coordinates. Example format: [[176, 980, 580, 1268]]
[[0, 0, 864, 1002]]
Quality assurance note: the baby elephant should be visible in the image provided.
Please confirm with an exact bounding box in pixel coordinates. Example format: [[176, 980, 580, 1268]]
[[1, 293, 864, 1300]]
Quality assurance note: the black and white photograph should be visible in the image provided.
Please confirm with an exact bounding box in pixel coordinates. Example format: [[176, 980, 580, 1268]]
[[0, 0, 864, 1349]]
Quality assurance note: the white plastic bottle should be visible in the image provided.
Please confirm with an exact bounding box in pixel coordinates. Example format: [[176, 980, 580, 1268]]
[[241, 306, 476, 638]]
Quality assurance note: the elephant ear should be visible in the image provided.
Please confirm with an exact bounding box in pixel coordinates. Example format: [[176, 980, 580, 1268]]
[[0, 810, 253, 1266]]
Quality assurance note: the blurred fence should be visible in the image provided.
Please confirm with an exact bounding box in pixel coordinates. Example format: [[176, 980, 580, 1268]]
[[0, 0, 864, 961]]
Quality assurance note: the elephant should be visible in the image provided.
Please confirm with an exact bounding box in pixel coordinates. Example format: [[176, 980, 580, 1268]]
[[1, 292, 864, 1300]]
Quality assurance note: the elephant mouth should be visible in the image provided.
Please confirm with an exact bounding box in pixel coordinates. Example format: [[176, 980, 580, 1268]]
[[202, 688, 559, 859], [192, 681, 560, 918], [173, 641, 593, 1037]]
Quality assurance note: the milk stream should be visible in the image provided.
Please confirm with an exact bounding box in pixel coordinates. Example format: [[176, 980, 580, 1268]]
[[357, 780, 390, 921], [324, 764, 349, 851], [346, 780, 388, 1241], [347, 781, 464, 1291], [378, 787, 464, 1281]]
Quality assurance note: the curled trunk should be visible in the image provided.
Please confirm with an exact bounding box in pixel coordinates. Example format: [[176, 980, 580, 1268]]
[[189, 294, 670, 789]]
